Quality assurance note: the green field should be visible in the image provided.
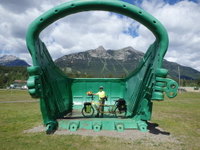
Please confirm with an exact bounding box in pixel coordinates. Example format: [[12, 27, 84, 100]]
[[0, 89, 35, 101], [0, 90, 199, 150]]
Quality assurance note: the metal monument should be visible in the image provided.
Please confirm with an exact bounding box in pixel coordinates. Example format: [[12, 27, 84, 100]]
[[26, 0, 178, 134]]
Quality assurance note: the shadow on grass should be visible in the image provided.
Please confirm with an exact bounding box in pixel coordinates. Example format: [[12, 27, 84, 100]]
[[147, 122, 170, 135]]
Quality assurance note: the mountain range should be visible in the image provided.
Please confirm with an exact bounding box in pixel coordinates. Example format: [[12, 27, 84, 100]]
[[55, 46, 200, 80], [0, 55, 29, 66], [1, 46, 200, 80]]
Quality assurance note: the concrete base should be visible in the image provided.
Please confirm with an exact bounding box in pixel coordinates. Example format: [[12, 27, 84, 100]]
[[58, 110, 147, 132]]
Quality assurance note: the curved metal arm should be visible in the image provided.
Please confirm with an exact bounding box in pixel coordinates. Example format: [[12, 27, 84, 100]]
[[26, 0, 169, 65]]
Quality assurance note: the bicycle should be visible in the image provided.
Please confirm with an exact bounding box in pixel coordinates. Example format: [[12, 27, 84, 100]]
[[81, 92, 127, 118]]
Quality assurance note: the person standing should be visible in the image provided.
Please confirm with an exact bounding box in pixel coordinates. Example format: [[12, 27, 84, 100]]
[[94, 86, 106, 117]]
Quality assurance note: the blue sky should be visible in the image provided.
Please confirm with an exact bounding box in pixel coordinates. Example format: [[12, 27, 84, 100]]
[[0, 0, 200, 71]]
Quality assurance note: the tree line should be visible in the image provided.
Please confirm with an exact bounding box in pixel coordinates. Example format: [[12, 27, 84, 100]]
[[0, 66, 28, 88]]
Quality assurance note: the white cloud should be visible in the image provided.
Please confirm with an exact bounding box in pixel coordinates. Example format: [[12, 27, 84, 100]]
[[41, 10, 154, 60], [0, 1, 68, 64], [140, 0, 200, 71]]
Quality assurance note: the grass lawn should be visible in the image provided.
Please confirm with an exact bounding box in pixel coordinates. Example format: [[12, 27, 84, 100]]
[[0, 89, 35, 101], [0, 90, 199, 150], [151, 92, 200, 150]]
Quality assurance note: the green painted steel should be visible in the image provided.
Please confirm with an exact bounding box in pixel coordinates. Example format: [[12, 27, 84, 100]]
[[58, 118, 145, 132], [72, 78, 125, 109], [26, 0, 178, 133]]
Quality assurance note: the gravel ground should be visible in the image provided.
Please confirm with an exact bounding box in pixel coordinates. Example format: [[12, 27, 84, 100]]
[[24, 122, 179, 143]]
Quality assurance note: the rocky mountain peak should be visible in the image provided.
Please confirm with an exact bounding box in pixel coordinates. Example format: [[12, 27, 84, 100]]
[[86, 46, 144, 60], [108, 47, 144, 61], [119, 46, 143, 54], [0, 55, 29, 66], [88, 46, 111, 59], [0, 55, 18, 62], [96, 45, 106, 51]]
